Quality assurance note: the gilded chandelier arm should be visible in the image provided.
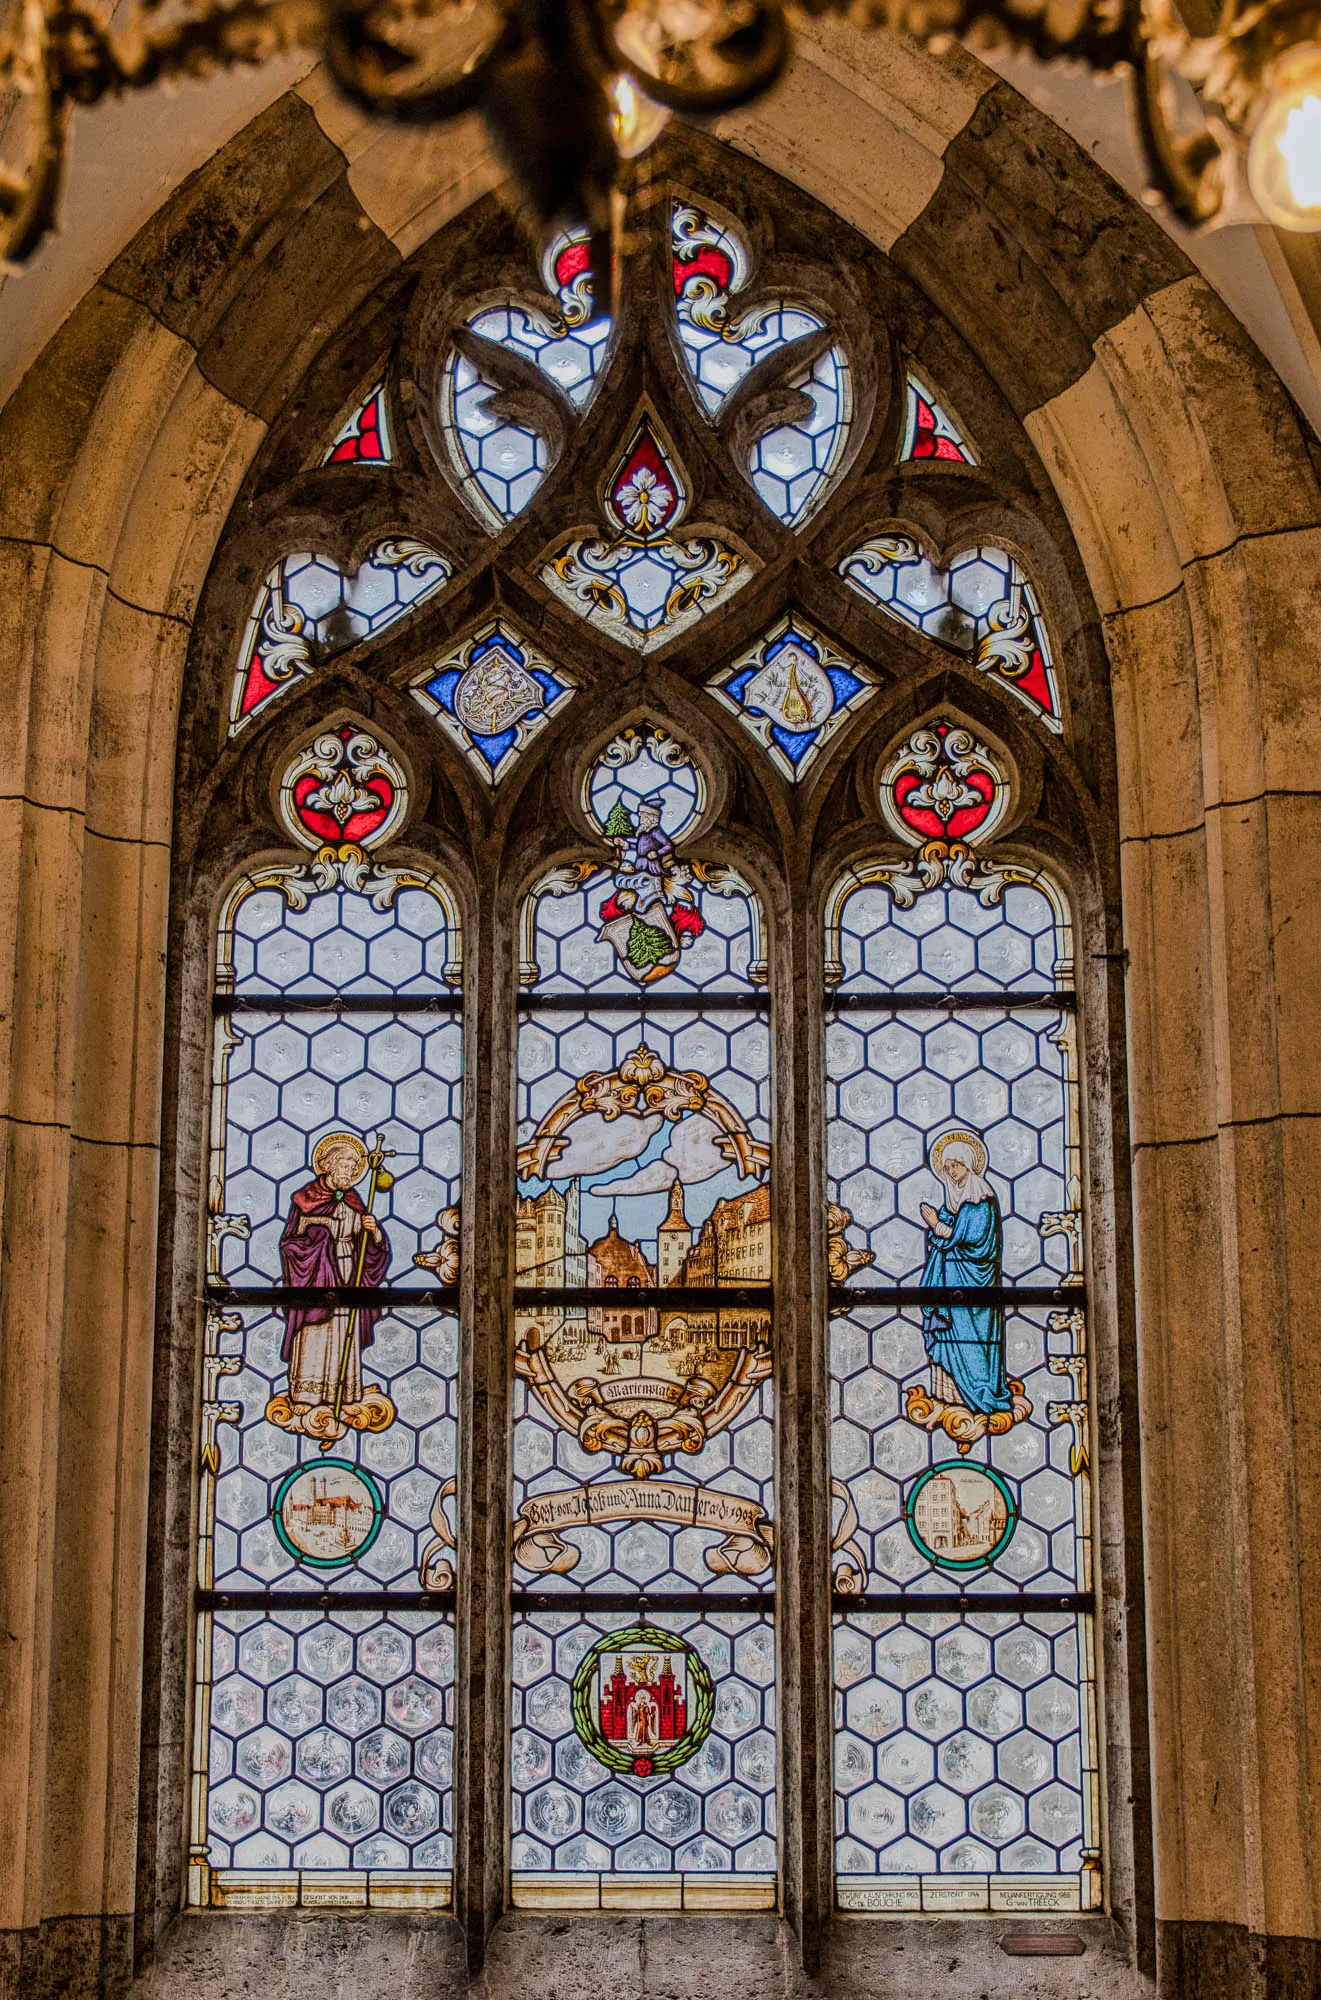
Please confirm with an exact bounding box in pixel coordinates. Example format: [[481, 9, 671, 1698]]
[[8, 0, 1321, 270]]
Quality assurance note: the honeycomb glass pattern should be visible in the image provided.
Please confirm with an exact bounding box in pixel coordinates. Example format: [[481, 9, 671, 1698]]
[[826, 864, 1097, 1911], [838, 538, 1061, 732], [830, 876, 1066, 1000], [671, 200, 822, 413], [834, 1611, 1097, 1911], [466, 299, 610, 409], [440, 349, 549, 527], [231, 542, 451, 733], [439, 229, 611, 530], [215, 1005, 462, 1286], [826, 1003, 1074, 1285], [194, 858, 462, 1910], [202, 1609, 453, 1893], [511, 1611, 776, 1909], [749, 343, 851, 526], [209, 1307, 457, 1594], [830, 1307, 1086, 1596]]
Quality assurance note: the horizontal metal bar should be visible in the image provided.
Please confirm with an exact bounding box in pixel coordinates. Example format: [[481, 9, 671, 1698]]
[[513, 1285, 770, 1309], [830, 1285, 1083, 1308], [216, 992, 463, 1015], [517, 990, 768, 1014], [833, 1592, 1092, 1615], [511, 1591, 774, 1615], [198, 1589, 455, 1613], [826, 989, 1075, 1013], [205, 1284, 460, 1310]]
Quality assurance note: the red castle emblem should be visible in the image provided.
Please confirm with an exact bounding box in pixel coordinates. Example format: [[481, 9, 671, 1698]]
[[599, 1646, 688, 1775]]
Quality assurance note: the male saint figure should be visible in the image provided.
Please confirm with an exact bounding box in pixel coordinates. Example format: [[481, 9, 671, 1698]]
[[269, 1131, 393, 1440]]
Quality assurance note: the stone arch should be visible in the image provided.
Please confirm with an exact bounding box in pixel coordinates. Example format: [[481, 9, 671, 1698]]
[[0, 37, 1315, 1999]]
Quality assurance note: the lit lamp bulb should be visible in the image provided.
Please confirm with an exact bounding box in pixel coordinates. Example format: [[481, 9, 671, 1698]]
[[1248, 46, 1321, 229], [609, 73, 669, 159]]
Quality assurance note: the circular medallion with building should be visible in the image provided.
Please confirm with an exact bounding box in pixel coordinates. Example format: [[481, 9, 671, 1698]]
[[272, 1458, 384, 1566], [570, 1625, 715, 1776], [904, 1459, 1017, 1571]]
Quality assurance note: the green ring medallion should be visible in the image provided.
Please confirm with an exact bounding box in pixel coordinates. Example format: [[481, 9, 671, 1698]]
[[905, 1459, 1017, 1571], [272, 1457, 384, 1567]]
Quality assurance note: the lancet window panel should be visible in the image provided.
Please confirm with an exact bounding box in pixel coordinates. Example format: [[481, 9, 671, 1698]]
[[824, 768, 1098, 1915], [510, 726, 777, 1911], [192, 791, 464, 1914]]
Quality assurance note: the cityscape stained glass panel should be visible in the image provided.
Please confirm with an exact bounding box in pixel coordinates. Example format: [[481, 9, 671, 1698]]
[[825, 814, 1098, 1913], [230, 541, 451, 735], [192, 785, 463, 1911], [511, 726, 776, 1909], [839, 537, 1061, 733]]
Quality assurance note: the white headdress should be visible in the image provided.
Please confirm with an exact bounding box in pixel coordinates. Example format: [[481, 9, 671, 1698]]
[[930, 1129, 996, 1210]]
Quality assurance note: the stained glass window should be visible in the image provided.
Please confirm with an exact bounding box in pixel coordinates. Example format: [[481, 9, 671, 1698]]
[[325, 383, 392, 464], [901, 374, 976, 464], [192, 729, 463, 1910], [839, 538, 1061, 733], [825, 722, 1098, 1914], [412, 620, 574, 783], [440, 230, 611, 530], [231, 542, 451, 735], [541, 419, 750, 650], [510, 725, 776, 1910], [671, 202, 850, 526], [708, 617, 876, 781]]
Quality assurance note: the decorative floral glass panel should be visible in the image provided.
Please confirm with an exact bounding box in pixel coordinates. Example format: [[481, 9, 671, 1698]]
[[541, 420, 750, 651], [671, 201, 850, 526], [440, 230, 611, 529], [708, 617, 876, 781], [901, 374, 976, 465], [230, 542, 451, 735], [825, 729, 1098, 1913], [325, 383, 392, 464], [510, 726, 776, 1910], [839, 538, 1061, 733], [192, 740, 463, 1911]]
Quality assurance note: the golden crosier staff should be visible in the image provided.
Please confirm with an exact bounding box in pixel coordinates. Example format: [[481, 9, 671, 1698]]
[[326, 1129, 396, 1450]]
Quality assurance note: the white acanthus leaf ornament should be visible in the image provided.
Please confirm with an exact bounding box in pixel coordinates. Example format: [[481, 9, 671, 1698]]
[[904, 764, 985, 822], [305, 768, 381, 825], [617, 465, 674, 533], [977, 595, 1034, 677]]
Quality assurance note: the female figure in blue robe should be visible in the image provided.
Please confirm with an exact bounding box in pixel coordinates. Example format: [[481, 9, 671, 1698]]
[[918, 1133, 1011, 1415]]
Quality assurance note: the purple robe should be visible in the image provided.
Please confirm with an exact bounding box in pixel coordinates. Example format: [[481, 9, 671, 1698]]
[[280, 1178, 390, 1362]]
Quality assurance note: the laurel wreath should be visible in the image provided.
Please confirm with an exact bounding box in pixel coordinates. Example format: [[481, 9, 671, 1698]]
[[569, 1624, 716, 1775]]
